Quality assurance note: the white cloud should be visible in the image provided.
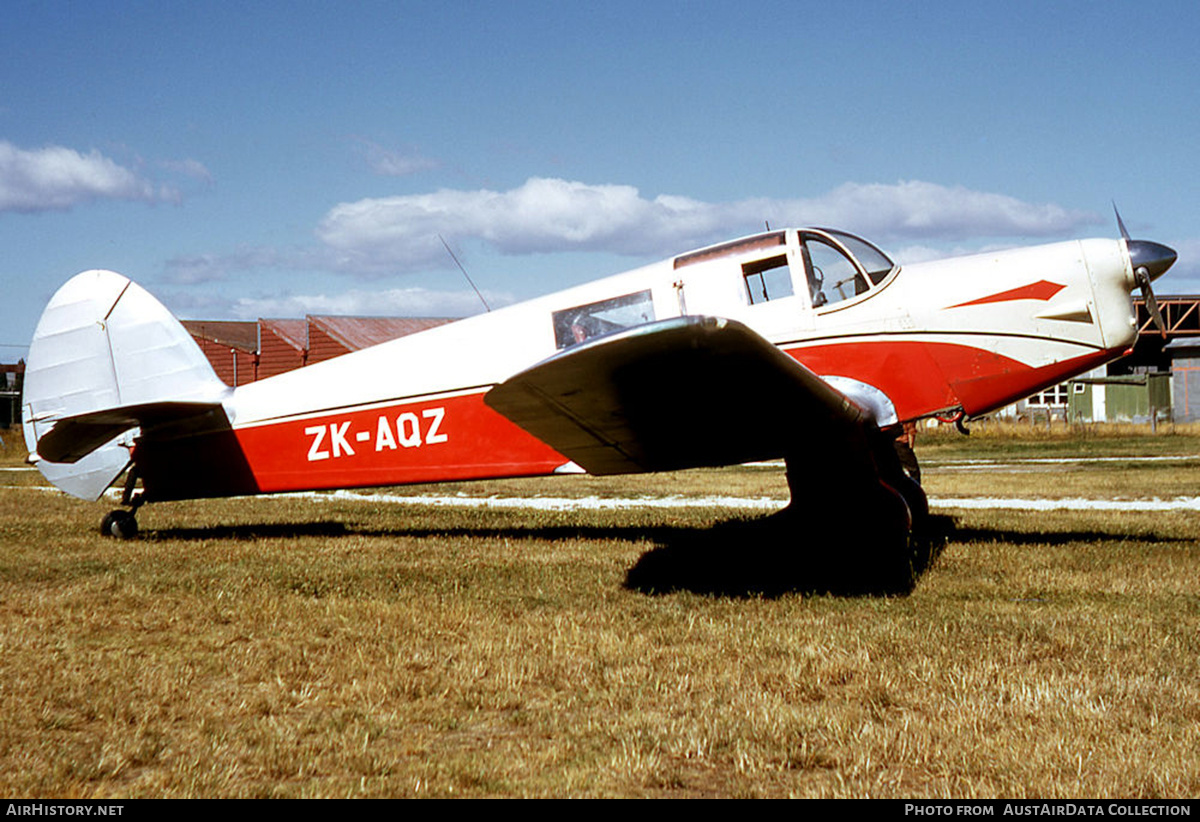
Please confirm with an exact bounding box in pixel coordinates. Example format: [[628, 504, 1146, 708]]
[[162, 246, 312, 284], [0, 141, 177, 212], [889, 244, 962, 266], [158, 157, 213, 185], [160, 177, 1108, 294], [767, 181, 1099, 240], [889, 241, 1035, 266], [162, 253, 230, 284], [315, 177, 1101, 276], [356, 139, 439, 177]]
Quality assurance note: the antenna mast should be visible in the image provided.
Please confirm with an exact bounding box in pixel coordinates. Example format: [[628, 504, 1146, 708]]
[[439, 235, 490, 313]]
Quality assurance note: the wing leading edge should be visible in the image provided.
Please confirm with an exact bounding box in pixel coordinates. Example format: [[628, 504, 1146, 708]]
[[484, 316, 871, 475]]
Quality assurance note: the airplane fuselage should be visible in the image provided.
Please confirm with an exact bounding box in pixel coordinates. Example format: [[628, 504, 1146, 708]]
[[133, 229, 1140, 500]]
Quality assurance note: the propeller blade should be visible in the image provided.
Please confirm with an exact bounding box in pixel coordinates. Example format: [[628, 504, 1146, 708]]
[[1136, 267, 1167, 335], [1113, 203, 1131, 241], [1114, 205, 1177, 280], [1114, 204, 1175, 335]]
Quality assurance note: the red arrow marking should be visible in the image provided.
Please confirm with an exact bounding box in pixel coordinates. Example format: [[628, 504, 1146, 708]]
[[949, 280, 1066, 309]]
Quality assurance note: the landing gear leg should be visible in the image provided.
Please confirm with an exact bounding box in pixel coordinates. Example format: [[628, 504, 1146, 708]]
[[100, 469, 143, 539], [781, 426, 943, 595], [882, 435, 947, 581], [889, 439, 928, 533], [782, 433, 915, 595]]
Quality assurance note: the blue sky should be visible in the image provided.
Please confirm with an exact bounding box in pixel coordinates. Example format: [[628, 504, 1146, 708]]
[[3, 0, 1199, 357]]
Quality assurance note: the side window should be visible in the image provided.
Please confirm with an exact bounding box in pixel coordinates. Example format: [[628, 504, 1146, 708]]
[[804, 238, 868, 307], [743, 255, 793, 305], [552, 290, 655, 350]]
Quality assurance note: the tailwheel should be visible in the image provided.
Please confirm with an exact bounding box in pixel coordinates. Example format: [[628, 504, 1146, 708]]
[[100, 467, 143, 539], [100, 509, 139, 539]]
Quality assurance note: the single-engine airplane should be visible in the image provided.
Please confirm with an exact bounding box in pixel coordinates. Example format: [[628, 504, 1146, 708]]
[[21, 215, 1176, 574]]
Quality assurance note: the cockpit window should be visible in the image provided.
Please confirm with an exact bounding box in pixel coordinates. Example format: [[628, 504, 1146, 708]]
[[821, 229, 896, 284], [804, 238, 865, 306], [552, 289, 655, 349], [743, 255, 793, 305], [801, 230, 896, 308]]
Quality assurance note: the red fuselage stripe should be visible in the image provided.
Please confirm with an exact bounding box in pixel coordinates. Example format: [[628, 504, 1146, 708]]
[[231, 390, 568, 494], [785, 338, 1117, 420]]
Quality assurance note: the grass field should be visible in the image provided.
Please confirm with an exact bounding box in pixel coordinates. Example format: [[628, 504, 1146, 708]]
[[0, 425, 1198, 798]]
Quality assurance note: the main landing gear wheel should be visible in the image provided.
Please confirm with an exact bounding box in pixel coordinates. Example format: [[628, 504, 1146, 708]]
[[100, 509, 138, 539]]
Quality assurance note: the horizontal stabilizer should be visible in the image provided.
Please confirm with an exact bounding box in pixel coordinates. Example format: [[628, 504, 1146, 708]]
[[34, 401, 226, 464], [35, 440, 134, 503], [485, 316, 864, 475]]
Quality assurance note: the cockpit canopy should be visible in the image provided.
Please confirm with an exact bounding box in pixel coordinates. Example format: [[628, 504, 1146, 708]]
[[674, 227, 897, 311], [552, 228, 898, 352], [798, 229, 896, 308]]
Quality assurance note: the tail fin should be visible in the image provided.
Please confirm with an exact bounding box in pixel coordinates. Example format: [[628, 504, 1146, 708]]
[[22, 270, 228, 500]]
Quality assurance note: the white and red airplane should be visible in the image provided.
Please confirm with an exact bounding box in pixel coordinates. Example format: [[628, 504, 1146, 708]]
[[20, 217, 1176, 565]]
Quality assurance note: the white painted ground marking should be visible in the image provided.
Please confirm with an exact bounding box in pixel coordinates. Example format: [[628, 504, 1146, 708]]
[[927, 456, 1200, 465], [7, 448, 1200, 513], [7, 485, 1200, 511], [749, 456, 1200, 468], [290, 490, 788, 511], [926, 455, 1200, 472], [281, 490, 1200, 513], [930, 497, 1200, 512]]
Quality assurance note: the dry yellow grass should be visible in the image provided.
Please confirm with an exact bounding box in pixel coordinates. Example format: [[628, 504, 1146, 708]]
[[0, 426, 1198, 797]]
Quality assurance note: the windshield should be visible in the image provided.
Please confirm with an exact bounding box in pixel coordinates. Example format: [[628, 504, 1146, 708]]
[[820, 229, 896, 284], [799, 229, 897, 308]]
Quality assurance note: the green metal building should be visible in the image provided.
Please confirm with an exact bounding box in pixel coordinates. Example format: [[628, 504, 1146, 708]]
[[1066, 373, 1173, 424]]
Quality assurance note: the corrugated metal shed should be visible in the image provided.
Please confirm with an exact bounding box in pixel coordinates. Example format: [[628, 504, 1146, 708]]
[[181, 320, 260, 386], [1165, 338, 1200, 423], [306, 316, 454, 364], [182, 316, 456, 384], [1, 361, 23, 428], [1067, 374, 1172, 424], [258, 318, 308, 379], [180, 320, 259, 353], [261, 318, 308, 352]]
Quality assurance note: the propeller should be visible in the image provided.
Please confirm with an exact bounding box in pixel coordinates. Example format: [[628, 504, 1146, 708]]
[[1114, 204, 1176, 336]]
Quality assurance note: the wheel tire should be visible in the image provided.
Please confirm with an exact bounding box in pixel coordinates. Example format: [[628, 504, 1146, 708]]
[[100, 510, 138, 540]]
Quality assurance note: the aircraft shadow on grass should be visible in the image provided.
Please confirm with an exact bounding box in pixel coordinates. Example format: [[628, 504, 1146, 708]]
[[623, 515, 1190, 595], [148, 511, 957, 598], [148, 521, 355, 542], [949, 524, 1191, 547], [621, 511, 956, 598], [148, 514, 1187, 598]]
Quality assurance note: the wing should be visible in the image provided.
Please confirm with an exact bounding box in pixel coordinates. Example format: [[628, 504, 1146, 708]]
[[484, 316, 871, 475]]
